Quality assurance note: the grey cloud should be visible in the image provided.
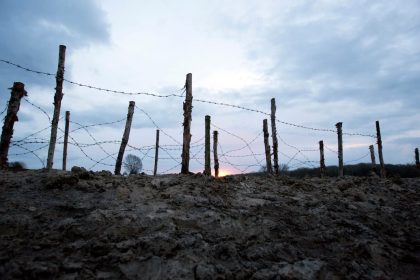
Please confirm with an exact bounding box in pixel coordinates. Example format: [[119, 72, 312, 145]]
[[220, 1, 420, 108], [0, 0, 109, 91]]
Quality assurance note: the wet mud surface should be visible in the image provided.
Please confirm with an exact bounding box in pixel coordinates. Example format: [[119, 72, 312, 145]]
[[0, 169, 419, 279]]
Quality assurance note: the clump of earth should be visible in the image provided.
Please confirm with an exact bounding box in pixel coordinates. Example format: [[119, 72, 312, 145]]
[[0, 168, 419, 279]]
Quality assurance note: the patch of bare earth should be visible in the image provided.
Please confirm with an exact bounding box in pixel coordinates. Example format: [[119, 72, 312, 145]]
[[0, 169, 419, 279]]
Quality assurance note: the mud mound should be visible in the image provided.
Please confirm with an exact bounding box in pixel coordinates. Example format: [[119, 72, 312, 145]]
[[0, 169, 419, 279]]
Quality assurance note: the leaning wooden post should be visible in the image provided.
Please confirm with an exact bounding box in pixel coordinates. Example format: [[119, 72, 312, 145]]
[[46, 45, 66, 170], [213, 130, 219, 178], [181, 73, 193, 174], [369, 145, 377, 173], [263, 119, 273, 174], [203, 115, 211, 176], [336, 122, 343, 177], [115, 101, 135, 175], [376, 120, 386, 178], [153, 129, 159, 176], [0, 82, 27, 168], [319, 140, 325, 178], [270, 98, 279, 174], [62, 111, 70, 171]]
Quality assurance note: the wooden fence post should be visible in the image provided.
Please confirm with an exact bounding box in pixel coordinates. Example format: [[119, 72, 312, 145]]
[[336, 122, 343, 177], [270, 98, 279, 174], [204, 115, 211, 176], [181, 73, 193, 174], [213, 130, 219, 178], [263, 119, 273, 174], [0, 82, 27, 168], [153, 129, 159, 176], [376, 120, 386, 178], [115, 101, 135, 175], [47, 44, 66, 170], [319, 140, 325, 178], [62, 111, 70, 171], [369, 145, 377, 173], [415, 148, 419, 169]]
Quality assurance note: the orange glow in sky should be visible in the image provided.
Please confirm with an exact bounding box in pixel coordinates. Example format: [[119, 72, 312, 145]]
[[217, 169, 231, 177]]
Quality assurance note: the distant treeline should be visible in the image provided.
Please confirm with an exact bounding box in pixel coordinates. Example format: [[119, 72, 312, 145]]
[[286, 163, 420, 178]]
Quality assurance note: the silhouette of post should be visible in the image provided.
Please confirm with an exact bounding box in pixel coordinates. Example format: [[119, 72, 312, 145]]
[[336, 122, 343, 177], [153, 129, 159, 176], [0, 82, 27, 169], [115, 101, 135, 175], [369, 145, 377, 173], [47, 45, 66, 170], [270, 98, 279, 174], [204, 115, 211, 176], [62, 111, 70, 171], [376, 121, 386, 178], [263, 119, 272, 174], [181, 73, 193, 174], [213, 131, 219, 178], [319, 140, 325, 178], [415, 148, 419, 169]]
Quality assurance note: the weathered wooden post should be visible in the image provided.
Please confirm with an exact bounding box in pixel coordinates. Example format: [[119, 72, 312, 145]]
[[336, 122, 343, 177], [263, 119, 273, 174], [153, 129, 159, 176], [213, 130, 219, 178], [0, 82, 27, 168], [47, 44, 66, 170], [270, 98, 279, 174], [376, 120, 386, 178], [415, 148, 420, 169], [319, 140, 325, 178], [181, 73, 193, 174], [62, 111, 70, 171], [203, 115, 211, 176], [115, 101, 135, 175], [369, 145, 377, 173]]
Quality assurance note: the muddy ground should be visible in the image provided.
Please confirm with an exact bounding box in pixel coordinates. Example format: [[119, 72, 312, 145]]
[[0, 168, 419, 279]]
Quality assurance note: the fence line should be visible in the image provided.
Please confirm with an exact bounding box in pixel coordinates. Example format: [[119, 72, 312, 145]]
[[0, 58, 376, 138], [1, 57, 387, 175], [211, 123, 262, 167], [23, 97, 51, 122], [344, 152, 371, 165], [135, 105, 182, 146]]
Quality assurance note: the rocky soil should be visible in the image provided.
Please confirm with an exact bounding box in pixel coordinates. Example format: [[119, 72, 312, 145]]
[[0, 168, 419, 279]]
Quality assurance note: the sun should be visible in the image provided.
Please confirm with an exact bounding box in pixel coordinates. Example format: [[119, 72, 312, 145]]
[[217, 169, 231, 177]]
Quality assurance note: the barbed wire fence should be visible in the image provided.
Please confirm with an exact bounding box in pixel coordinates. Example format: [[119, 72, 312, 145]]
[[1, 58, 380, 175]]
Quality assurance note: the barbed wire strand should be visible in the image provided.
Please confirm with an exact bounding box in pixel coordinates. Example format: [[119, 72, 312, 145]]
[[211, 123, 262, 167], [69, 120, 117, 160], [0, 101, 8, 117], [221, 131, 263, 156], [23, 97, 51, 122], [135, 105, 182, 145], [277, 135, 317, 168], [57, 127, 115, 167], [325, 145, 339, 155], [9, 143, 46, 166], [344, 152, 370, 164], [0, 58, 376, 138]]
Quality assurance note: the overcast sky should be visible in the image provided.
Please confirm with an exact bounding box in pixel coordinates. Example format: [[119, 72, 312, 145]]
[[1, 0, 419, 175]]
